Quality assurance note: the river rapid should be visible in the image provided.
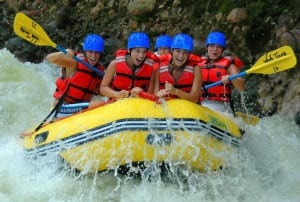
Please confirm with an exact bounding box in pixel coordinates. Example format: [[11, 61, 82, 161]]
[[0, 48, 299, 202]]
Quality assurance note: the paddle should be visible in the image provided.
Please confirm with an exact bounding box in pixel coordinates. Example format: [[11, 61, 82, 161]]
[[234, 112, 259, 125], [13, 12, 104, 77], [202, 46, 297, 125], [203, 45, 297, 89]]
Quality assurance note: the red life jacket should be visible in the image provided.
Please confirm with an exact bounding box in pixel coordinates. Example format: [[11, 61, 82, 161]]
[[53, 52, 105, 104], [112, 50, 158, 91], [158, 53, 202, 95], [53, 68, 68, 99], [232, 57, 245, 69], [199, 56, 243, 102]]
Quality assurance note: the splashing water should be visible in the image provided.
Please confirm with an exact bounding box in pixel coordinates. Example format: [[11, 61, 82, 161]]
[[0, 49, 299, 202]]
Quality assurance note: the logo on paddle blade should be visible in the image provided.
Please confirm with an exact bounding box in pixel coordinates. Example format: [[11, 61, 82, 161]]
[[19, 26, 39, 44]]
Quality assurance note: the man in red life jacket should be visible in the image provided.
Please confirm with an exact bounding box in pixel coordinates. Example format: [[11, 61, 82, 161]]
[[99, 32, 159, 99], [199, 31, 245, 113], [45, 34, 105, 118], [154, 33, 202, 103]]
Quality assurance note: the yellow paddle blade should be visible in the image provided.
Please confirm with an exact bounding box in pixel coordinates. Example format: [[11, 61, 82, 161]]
[[13, 12, 56, 48], [235, 112, 260, 126], [247, 46, 297, 75]]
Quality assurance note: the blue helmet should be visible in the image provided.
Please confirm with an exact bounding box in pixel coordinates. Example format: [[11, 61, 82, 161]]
[[83, 34, 104, 53], [127, 32, 150, 49], [206, 31, 226, 49], [155, 35, 172, 49], [171, 33, 193, 52]]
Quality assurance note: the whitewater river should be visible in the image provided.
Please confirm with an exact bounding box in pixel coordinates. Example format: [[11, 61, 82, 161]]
[[1, 48, 299, 202]]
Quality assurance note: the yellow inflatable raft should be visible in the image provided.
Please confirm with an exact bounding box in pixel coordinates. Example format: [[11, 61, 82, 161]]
[[22, 98, 243, 173]]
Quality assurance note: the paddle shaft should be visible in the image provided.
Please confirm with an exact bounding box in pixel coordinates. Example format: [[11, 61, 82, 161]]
[[55, 45, 104, 77], [203, 72, 247, 89], [33, 98, 64, 132]]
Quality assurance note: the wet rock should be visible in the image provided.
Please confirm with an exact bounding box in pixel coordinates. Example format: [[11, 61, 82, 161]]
[[290, 29, 300, 50], [295, 111, 300, 125], [32, 0, 42, 9], [6, 0, 23, 11], [102, 37, 122, 66], [68, 0, 78, 7], [5, 37, 40, 62], [215, 12, 223, 22], [55, 7, 71, 29], [172, 0, 181, 7], [278, 71, 300, 117], [128, 20, 138, 29], [264, 101, 278, 116], [277, 14, 291, 27], [278, 31, 297, 49], [193, 38, 206, 55], [127, 0, 156, 16], [90, 1, 104, 18], [257, 81, 274, 114], [275, 24, 288, 39], [5, 37, 23, 52], [107, 0, 115, 8], [241, 25, 250, 33], [22, 9, 41, 17], [0, 22, 11, 48], [232, 26, 241, 35], [159, 10, 169, 21], [227, 8, 248, 23]]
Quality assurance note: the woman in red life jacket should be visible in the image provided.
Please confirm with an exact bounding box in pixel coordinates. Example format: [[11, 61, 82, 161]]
[[154, 35, 172, 57], [199, 31, 245, 113], [153, 33, 202, 103], [151, 35, 173, 93], [99, 32, 159, 99], [45, 34, 105, 118]]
